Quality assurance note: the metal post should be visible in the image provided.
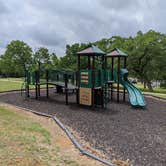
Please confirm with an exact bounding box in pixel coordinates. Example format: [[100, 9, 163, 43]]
[[76, 54, 80, 104], [46, 70, 49, 98], [35, 71, 38, 99], [123, 57, 127, 101], [27, 84, 30, 97], [101, 55, 105, 108], [117, 57, 120, 102], [65, 73, 68, 105], [38, 62, 40, 97], [92, 55, 95, 107], [25, 70, 30, 98], [111, 58, 114, 100]]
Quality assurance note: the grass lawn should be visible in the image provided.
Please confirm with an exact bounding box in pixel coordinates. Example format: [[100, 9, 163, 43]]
[[0, 106, 81, 166], [113, 82, 166, 99], [135, 82, 166, 98], [0, 78, 52, 92], [0, 78, 23, 92]]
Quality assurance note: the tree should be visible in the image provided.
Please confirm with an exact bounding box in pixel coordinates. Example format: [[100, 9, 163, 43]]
[[50, 53, 59, 69], [59, 43, 89, 70], [34, 47, 51, 70], [127, 30, 166, 91], [1, 40, 32, 76]]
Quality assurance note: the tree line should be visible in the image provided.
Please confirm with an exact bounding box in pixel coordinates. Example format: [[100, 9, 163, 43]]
[[0, 30, 166, 90]]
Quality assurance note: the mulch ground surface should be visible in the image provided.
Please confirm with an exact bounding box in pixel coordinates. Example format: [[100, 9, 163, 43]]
[[0, 89, 165, 166]]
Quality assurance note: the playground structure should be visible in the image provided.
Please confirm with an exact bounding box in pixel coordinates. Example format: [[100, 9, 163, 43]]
[[23, 45, 146, 108], [23, 69, 76, 105]]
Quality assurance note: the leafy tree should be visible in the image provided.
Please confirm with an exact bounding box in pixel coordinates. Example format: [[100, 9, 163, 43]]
[[1, 40, 32, 76], [50, 53, 59, 69], [127, 30, 166, 91], [34, 47, 51, 70], [59, 43, 89, 70]]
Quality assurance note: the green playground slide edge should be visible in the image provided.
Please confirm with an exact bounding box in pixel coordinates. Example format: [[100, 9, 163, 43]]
[[120, 69, 146, 107]]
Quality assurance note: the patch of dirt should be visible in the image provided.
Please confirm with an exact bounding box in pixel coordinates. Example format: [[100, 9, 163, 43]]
[[0, 103, 107, 166]]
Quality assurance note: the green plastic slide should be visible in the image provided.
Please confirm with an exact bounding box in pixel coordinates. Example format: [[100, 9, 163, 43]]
[[120, 69, 146, 107]]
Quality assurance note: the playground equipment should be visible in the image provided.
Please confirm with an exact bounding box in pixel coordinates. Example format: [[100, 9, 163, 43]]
[[120, 69, 146, 107], [23, 69, 76, 105], [77, 45, 106, 107], [105, 48, 146, 107], [23, 45, 146, 108]]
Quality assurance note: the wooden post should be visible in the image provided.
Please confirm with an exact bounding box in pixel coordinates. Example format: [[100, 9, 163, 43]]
[[123, 57, 127, 101], [117, 57, 120, 102], [46, 70, 49, 98]]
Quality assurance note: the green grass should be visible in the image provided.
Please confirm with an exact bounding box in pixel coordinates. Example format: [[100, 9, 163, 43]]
[[135, 82, 166, 93], [0, 106, 79, 166], [0, 78, 53, 92], [142, 92, 166, 98], [0, 78, 23, 92], [113, 82, 166, 99], [135, 82, 166, 98]]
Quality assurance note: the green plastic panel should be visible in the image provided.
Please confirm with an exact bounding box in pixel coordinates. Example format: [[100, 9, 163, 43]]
[[26, 70, 35, 85], [80, 69, 92, 88], [80, 69, 107, 88]]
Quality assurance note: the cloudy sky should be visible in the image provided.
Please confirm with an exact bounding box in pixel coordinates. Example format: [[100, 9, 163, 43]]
[[0, 0, 165, 56]]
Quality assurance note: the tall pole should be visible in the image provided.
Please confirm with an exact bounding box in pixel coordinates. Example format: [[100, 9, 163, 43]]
[[117, 57, 120, 102], [111, 58, 114, 80], [101, 55, 105, 108], [123, 57, 127, 101], [92, 55, 95, 107], [46, 70, 49, 98], [65, 73, 68, 105], [111, 57, 114, 100], [76, 54, 80, 104], [38, 61, 40, 97], [35, 71, 38, 99]]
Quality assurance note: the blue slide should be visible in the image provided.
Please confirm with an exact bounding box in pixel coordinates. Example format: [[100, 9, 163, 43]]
[[120, 69, 146, 107]]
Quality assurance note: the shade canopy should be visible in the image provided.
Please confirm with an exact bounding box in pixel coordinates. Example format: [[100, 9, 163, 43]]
[[77, 45, 106, 56], [106, 48, 127, 57]]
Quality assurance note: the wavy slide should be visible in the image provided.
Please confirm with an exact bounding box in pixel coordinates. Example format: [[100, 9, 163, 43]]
[[120, 69, 146, 107]]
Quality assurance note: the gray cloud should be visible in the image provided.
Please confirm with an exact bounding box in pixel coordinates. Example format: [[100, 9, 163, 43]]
[[0, 0, 165, 56], [0, 1, 8, 14], [29, 27, 66, 47], [99, 0, 140, 10]]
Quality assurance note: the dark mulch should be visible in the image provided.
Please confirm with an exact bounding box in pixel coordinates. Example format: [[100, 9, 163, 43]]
[[0, 90, 166, 166]]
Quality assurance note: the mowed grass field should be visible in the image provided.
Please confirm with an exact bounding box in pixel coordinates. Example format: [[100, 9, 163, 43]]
[[0, 106, 80, 166], [134, 82, 166, 98], [0, 78, 23, 92], [0, 78, 47, 92]]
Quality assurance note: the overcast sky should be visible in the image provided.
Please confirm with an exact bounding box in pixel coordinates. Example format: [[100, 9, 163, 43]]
[[0, 0, 165, 57]]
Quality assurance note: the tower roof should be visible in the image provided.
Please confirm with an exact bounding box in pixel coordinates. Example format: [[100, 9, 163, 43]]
[[106, 48, 127, 57], [77, 45, 106, 56]]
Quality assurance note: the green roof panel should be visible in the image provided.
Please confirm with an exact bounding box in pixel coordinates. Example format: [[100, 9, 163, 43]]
[[77, 45, 106, 56]]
